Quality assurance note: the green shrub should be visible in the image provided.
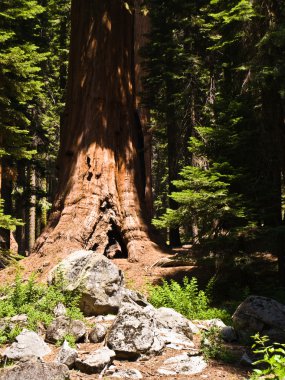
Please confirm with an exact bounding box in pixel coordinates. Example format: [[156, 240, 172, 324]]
[[250, 334, 285, 380], [201, 327, 236, 363], [148, 276, 230, 322], [0, 273, 83, 345], [56, 334, 77, 348]]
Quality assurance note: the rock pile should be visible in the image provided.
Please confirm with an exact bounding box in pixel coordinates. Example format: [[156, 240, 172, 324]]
[[1, 250, 284, 379]]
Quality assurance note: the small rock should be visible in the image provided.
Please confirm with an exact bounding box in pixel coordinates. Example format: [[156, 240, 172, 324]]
[[240, 352, 253, 366], [155, 307, 198, 337], [193, 318, 226, 331], [159, 328, 195, 350], [75, 347, 115, 374], [10, 315, 28, 324], [105, 367, 143, 379], [4, 330, 51, 360], [119, 288, 149, 308], [56, 340, 78, 369], [95, 315, 117, 323], [0, 358, 69, 380], [89, 324, 107, 343], [221, 326, 237, 342], [46, 316, 86, 343], [54, 303, 67, 317], [157, 353, 207, 376]]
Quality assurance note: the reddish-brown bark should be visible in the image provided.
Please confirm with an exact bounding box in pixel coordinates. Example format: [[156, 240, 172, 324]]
[[34, 0, 159, 262]]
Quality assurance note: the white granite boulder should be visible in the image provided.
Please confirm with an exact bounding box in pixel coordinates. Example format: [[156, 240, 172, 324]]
[[75, 347, 115, 374], [0, 358, 69, 380], [4, 330, 51, 360], [157, 353, 207, 376], [49, 251, 124, 316], [233, 295, 285, 342], [107, 303, 165, 359]]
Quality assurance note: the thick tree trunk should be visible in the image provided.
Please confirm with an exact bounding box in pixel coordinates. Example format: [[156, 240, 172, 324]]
[[34, 0, 159, 262]]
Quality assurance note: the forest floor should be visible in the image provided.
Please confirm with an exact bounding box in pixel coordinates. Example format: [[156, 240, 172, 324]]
[[1, 241, 279, 379]]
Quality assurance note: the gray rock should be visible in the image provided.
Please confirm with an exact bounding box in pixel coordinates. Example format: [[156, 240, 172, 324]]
[[89, 324, 108, 343], [46, 316, 86, 343], [105, 366, 143, 379], [49, 251, 124, 316], [154, 307, 198, 337], [194, 319, 237, 342], [56, 340, 78, 369], [95, 314, 117, 323], [54, 303, 67, 317], [233, 296, 285, 342], [221, 326, 237, 342], [158, 328, 195, 350], [0, 315, 28, 332], [4, 330, 51, 360], [10, 314, 28, 325], [75, 347, 115, 374], [107, 303, 164, 359], [157, 353, 207, 376], [119, 288, 149, 308], [193, 318, 226, 331], [0, 358, 69, 380], [240, 352, 253, 366]]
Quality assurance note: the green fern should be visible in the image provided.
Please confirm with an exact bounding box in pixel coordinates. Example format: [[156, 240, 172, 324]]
[[148, 276, 230, 321], [0, 273, 84, 345]]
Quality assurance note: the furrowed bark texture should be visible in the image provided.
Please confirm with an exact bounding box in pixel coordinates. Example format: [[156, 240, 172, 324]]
[[34, 0, 157, 262]]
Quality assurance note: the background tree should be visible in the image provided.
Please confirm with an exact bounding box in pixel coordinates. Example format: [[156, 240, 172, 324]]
[[0, 0, 71, 254], [145, 0, 285, 281]]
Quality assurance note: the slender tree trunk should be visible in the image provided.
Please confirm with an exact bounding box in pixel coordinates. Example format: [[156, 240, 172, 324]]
[[40, 176, 48, 230], [26, 164, 36, 254], [34, 0, 160, 262], [166, 82, 181, 247], [134, 1, 153, 221], [15, 162, 26, 255], [0, 160, 12, 251]]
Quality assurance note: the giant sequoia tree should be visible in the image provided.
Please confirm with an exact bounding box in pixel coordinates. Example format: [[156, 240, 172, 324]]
[[34, 0, 158, 261]]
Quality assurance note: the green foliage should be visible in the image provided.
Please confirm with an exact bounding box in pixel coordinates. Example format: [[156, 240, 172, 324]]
[[146, 0, 285, 246], [143, 0, 211, 223], [250, 334, 285, 380], [0, 199, 23, 231], [56, 334, 76, 348], [0, 0, 46, 161], [201, 327, 236, 363], [153, 160, 246, 239], [0, 274, 83, 345], [148, 276, 230, 321]]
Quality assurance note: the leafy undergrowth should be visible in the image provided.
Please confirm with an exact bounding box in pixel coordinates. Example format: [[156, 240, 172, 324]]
[[201, 327, 237, 363], [0, 250, 23, 271], [250, 334, 285, 380], [0, 274, 83, 345], [148, 276, 231, 323]]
